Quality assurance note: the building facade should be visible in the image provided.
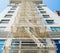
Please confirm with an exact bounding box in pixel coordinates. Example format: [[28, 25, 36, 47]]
[[0, 0, 60, 53]]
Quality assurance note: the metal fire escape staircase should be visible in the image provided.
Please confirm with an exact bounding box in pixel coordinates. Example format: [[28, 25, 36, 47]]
[[11, 1, 46, 47], [2, 0, 57, 53]]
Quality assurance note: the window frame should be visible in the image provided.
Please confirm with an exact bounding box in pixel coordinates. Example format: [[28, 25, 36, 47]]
[[4, 14, 12, 18], [40, 11, 46, 13], [0, 26, 6, 30], [46, 20, 54, 24], [43, 15, 50, 18], [8, 11, 14, 13], [51, 27, 60, 31]]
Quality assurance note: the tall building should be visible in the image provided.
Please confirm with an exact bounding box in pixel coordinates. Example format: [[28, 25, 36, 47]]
[[0, 0, 60, 53]]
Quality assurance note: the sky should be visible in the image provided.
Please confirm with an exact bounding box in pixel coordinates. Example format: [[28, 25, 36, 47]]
[[0, 0, 60, 12], [0, 0, 9, 12], [43, 0, 60, 11]]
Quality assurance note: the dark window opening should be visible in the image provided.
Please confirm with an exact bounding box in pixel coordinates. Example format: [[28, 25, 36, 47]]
[[43, 15, 50, 18], [21, 42, 37, 46], [10, 8, 16, 10], [40, 11, 46, 13], [4, 15, 12, 18], [8, 11, 14, 13], [1, 19, 10, 21], [46, 20, 54, 24], [38, 8, 44, 10], [12, 6, 17, 8], [37, 5, 42, 8], [0, 19, 10, 23]]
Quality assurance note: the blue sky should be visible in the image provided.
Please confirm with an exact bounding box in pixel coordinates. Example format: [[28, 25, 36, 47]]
[[0, 0, 60, 12], [43, 0, 60, 11], [0, 0, 9, 12]]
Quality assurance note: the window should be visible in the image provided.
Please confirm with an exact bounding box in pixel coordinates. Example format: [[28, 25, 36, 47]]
[[51, 27, 60, 31], [0, 19, 10, 23], [40, 11, 46, 13], [10, 6, 17, 10], [12, 6, 17, 8], [10, 8, 16, 10], [46, 20, 54, 24], [37, 5, 42, 8], [21, 42, 36, 46], [38, 8, 44, 10], [4, 15, 12, 18], [8, 11, 14, 13], [22, 42, 35, 43], [0, 27, 6, 30], [43, 15, 50, 18], [1, 19, 10, 21]]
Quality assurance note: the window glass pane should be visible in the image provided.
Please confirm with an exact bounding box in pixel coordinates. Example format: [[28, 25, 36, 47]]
[[51, 27, 60, 31], [38, 8, 44, 10], [1, 19, 10, 21], [4, 15, 12, 18], [8, 11, 14, 13], [0, 27, 6, 30], [43, 15, 50, 18], [0, 19, 10, 24], [0, 21, 8, 23], [46, 20, 54, 24], [12, 6, 17, 8], [40, 11, 46, 13], [55, 27, 60, 30], [37, 6, 42, 8], [10, 8, 16, 10]]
